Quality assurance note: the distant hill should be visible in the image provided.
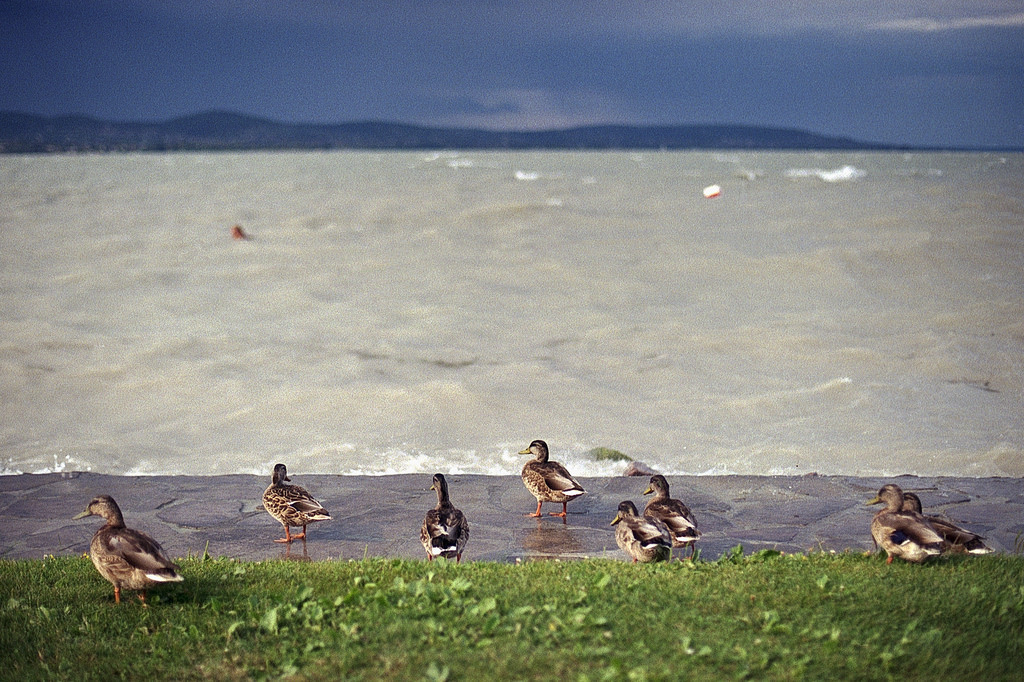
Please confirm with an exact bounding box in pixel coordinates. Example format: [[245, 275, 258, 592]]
[[0, 110, 896, 153]]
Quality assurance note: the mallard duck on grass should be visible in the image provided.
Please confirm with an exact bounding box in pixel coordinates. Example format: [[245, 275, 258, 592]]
[[867, 484, 944, 564], [519, 439, 586, 518], [420, 473, 470, 563], [643, 474, 701, 558], [902, 492, 993, 554], [611, 500, 672, 563], [263, 463, 332, 543], [73, 495, 183, 604]]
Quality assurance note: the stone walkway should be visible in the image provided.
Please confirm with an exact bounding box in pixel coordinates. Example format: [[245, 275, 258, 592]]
[[1, 473, 1021, 562]]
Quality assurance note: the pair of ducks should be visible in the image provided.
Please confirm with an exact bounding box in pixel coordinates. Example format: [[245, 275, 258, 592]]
[[867, 483, 991, 563], [259, 462, 469, 562]]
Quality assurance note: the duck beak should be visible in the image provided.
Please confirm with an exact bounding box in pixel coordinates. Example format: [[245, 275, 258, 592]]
[[865, 496, 882, 506], [430, 484, 436, 491], [610, 514, 621, 526], [72, 509, 92, 520], [642, 487, 653, 495], [518, 447, 531, 455]]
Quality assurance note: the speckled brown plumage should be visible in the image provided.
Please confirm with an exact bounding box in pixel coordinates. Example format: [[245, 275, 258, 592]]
[[262, 463, 332, 543], [519, 440, 585, 518]]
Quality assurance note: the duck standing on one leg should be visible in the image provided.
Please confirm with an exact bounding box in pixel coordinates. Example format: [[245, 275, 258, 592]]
[[610, 500, 672, 563], [642, 474, 702, 559], [901, 492, 993, 555], [262, 463, 332, 543], [866, 484, 944, 564], [519, 439, 586, 518], [420, 473, 470, 563], [73, 495, 183, 604]]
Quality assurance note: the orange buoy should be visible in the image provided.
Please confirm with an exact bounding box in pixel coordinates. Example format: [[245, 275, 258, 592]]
[[230, 224, 249, 240], [702, 184, 722, 199]]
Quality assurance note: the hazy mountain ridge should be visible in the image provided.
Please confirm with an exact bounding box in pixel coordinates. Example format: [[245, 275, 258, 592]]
[[0, 110, 900, 152]]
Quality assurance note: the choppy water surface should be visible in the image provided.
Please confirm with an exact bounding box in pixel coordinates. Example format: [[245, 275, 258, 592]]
[[1, 150, 1022, 477]]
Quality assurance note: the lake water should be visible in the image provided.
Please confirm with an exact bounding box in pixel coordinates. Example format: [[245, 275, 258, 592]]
[[1, 150, 1022, 478]]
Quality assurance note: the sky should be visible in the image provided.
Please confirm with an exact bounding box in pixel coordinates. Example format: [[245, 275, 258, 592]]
[[1, 1, 1023, 148]]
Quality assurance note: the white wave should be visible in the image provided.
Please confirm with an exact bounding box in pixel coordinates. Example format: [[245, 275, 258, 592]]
[[785, 165, 865, 182], [514, 170, 540, 181]]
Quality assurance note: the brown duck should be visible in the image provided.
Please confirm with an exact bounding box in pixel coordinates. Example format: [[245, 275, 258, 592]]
[[642, 474, 701, 558], [902, 492, 992, 554], [73, 495, 183, 604], [866, 484, 944, 563], [262, 463, 332, 543], [420, 473, 470, 562], [610, 500, 672, 563], [519, 440, 585, 518]]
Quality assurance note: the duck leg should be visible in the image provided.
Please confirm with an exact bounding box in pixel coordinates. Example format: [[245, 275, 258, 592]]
[[291, 524, 308, 541], [113, 586, 122, 604], [548, 501, 568, 518], [527, 501, 544, 518], [274, 524, 294, 543]]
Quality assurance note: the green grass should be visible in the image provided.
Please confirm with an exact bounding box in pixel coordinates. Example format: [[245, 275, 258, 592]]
[[2, 550, 1023, 681]]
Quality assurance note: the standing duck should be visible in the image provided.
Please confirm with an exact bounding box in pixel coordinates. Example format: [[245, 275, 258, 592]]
[[866, 484, 944, 563], [73, 495, 183, 604], [262, 463, 332, 543], [902, 492, 993, 554], [610, 500, 672, 563], [519, 440, 586, 518], [420, 473, 470, 563], [642, 474, 701, 558]]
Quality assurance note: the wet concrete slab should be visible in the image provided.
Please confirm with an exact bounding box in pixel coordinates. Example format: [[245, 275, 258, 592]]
[[0, 473, 1020, 562]]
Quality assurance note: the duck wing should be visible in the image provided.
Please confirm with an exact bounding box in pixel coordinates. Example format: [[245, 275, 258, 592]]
[[881, 511, 944, 552], [539, 462, 584, 493], [103, 529, 181, 579], [281, 485, 331, 518], [628, 517, 672, 549], [644, 499, 700, 541], [926, 515, 992, 553]]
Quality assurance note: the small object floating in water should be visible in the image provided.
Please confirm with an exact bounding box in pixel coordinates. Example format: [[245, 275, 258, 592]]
[[230, 224, 249, 240], [703, 184, 722, 199]]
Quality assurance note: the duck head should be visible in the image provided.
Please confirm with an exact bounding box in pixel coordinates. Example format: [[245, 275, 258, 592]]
[[518, 440, 549, 463], [610, 500, 640, 526]]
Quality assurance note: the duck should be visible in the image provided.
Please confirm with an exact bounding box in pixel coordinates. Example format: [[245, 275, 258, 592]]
[[262, 463, 332, 543], [902, 492, 993, 554], [420, 473, 470, 563], [866, 484, 944, 563], [610, 500, 672, 563], [73, 495, 183, 604], [642, 475, 701, 558], [519, 440, 586, 518]]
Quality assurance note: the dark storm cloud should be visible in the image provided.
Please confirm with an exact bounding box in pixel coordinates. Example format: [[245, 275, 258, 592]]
[[1, 0, 1022, 147]]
